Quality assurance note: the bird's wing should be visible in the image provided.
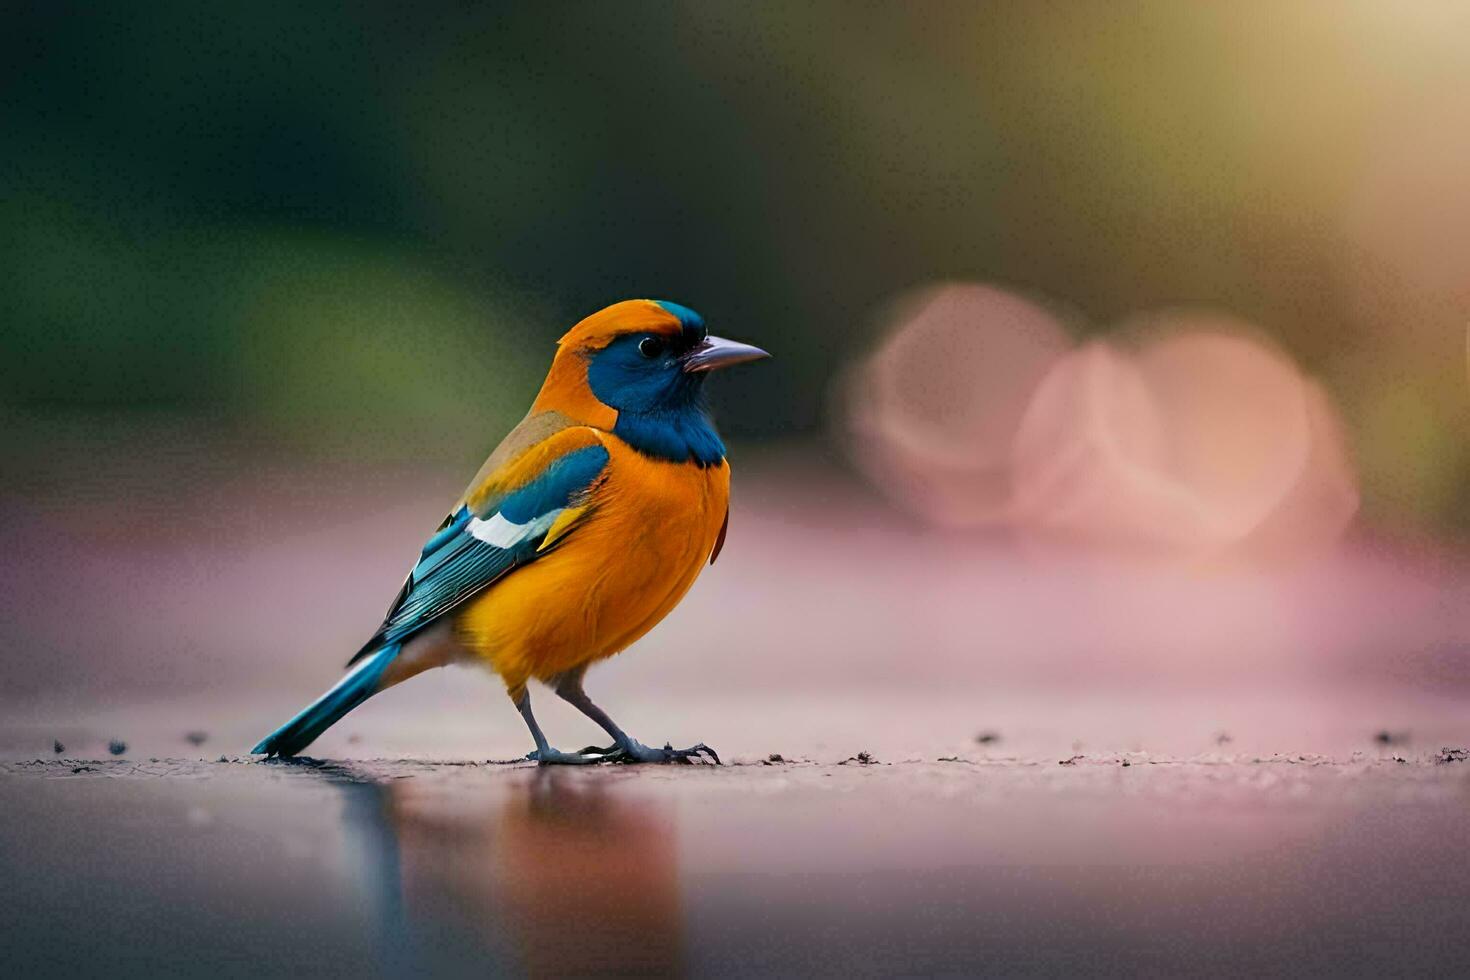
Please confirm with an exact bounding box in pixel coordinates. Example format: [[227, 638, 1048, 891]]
[[346, 426, 610, 665]]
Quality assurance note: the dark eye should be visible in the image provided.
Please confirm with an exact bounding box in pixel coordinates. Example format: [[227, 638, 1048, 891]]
[[638, 337, 666, 359]]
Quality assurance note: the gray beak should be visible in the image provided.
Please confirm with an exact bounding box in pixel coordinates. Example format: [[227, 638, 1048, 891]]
[[682, 335, 771, 373]]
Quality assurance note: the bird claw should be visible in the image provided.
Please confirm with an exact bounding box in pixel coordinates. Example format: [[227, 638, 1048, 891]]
[[606, 740, 721, 766], [681, 742, 722, 766]]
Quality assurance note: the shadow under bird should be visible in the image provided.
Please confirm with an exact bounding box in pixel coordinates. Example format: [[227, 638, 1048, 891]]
[[252, 300, 769, 764]]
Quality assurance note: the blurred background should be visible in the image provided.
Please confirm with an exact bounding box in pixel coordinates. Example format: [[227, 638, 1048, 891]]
[[3, 2, 1469, 758]]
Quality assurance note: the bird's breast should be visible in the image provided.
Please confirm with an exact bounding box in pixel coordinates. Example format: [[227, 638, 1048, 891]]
[[455, 437, 730, 683], [576, 440, 729, 618]]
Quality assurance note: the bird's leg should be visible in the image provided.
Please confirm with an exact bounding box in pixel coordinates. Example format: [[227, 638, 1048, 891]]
[[553, 671, 721, 765], [513, 690, 608, 765]]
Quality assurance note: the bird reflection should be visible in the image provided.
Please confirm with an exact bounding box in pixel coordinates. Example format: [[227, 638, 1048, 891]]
[[331, 766, 683, 977]]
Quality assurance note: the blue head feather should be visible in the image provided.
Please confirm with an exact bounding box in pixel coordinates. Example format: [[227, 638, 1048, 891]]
[[585, 303, 725, 466], [655, 300, 706, 341]]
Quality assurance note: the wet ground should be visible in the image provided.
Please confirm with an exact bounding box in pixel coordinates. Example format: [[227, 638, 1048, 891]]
[[4, 747, 1469, 977]]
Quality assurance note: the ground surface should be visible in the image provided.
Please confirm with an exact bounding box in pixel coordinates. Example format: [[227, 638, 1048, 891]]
[[4, 750, 1469, 977]]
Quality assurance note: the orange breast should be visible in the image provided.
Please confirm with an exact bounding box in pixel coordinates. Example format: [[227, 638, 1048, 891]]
[[453, 435, 730, 695]]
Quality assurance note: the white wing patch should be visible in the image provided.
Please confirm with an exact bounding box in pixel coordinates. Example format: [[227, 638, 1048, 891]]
[[467, 510, 561, 548]]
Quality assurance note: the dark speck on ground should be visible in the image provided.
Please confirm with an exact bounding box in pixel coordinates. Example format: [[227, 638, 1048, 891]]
[[107, 740, 127, 756], [1437, 747, 1467, 764], [52, 740, 64, 754], [1374, 730, 1411, 746], [839, 751, 876, 765], [975, 731, 1001, 744], [1215, 731, 1234, 746], [185, 731, 209, 746], [1059, 755, 1083, 766], [763, 754, 785, 764]]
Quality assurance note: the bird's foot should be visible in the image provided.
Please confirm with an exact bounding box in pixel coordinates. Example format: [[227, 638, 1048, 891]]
[[524, 746, 617, 765], [604, 739, 722, 765]]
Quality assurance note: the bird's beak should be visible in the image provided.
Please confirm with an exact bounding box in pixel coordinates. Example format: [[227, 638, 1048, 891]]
[[682, 335, 771, 373]]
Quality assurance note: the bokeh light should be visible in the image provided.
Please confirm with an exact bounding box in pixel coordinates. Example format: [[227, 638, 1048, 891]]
[[1015, 314, 1357, 559], [1010, 337, 1205, 555], [845, 298, 1360, 561], [841, 283, 1072, 526]]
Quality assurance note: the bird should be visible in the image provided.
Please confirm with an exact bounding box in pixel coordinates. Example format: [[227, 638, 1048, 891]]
[[251, 299, 768, 764]]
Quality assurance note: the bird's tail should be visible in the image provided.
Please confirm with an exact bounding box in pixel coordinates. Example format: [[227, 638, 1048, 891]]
[[251, 642, 401, 758]]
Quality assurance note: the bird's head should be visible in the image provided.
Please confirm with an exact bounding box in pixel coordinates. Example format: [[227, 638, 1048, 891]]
[[533, 300, 768, 464]]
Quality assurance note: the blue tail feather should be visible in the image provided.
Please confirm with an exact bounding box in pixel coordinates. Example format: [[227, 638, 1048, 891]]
[[251, 643, 400, 758]]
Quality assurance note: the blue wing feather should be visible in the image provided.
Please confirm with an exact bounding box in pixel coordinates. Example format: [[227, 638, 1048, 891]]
[[499, 446, 610, 523], [345, 443, 609, 666]]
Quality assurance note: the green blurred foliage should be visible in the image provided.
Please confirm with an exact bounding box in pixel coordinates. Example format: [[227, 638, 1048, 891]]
[[2, 2, 1467, 530], [232, 230, 546, 452]]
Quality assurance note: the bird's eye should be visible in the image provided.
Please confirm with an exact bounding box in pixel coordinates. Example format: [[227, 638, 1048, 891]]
[[638, 337, 666, 359]]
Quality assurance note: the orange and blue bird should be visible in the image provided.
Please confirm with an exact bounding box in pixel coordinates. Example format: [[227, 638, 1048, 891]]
[[252, 300, 768, 764]]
